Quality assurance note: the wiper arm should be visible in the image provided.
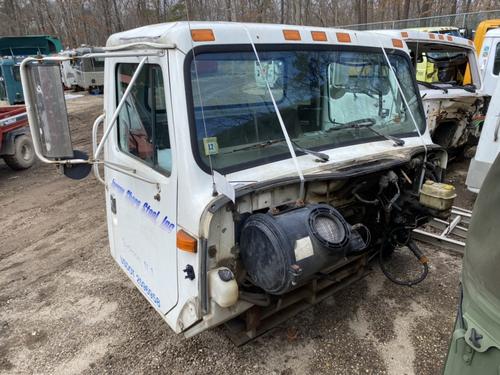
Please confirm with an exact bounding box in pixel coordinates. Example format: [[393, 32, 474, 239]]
[[327, 118, 405, 147], [327, 118, 377, 131], [225, 138, 286, 153], [365, 126, 405, 147], [417, 80, 448, 94], [290, 140, 329, 162], [225, 138, 330, 162], [460, 84, 476, 93]]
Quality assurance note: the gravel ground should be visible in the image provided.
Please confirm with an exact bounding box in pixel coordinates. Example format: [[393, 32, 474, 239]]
[[0, 95, 473, 374]]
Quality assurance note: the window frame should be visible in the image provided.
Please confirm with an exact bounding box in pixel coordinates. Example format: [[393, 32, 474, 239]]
[[115, 62, 173, 176], [184, 44, 425, 175]]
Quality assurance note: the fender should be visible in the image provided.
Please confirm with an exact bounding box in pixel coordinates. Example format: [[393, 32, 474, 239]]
[[0, 126, 30, 155]]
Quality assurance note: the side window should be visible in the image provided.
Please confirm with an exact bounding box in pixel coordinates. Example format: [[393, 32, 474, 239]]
[[12, 66, 21, 81], [117, 63, 172, 173], [493, 43, 500, 76]]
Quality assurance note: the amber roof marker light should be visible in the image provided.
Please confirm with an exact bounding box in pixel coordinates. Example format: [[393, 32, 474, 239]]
[[191, 29, 215, 42], [336, 32, 351, 43], [283, 29, 301, 41], [392, 39, 404, 48], [311, 31, 328, 42]]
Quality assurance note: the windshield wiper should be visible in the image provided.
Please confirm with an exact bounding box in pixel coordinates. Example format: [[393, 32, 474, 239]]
[[327, 118, 405, 147], [416, 80, 448, 94], [224, 138, 285, 153], [459, 84, 477, 93], [224, 138, 330, 162], [290, 139, 329, 162]]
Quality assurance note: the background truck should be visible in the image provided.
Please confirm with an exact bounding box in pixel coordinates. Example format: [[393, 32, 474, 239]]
[[464, 19, 500, 87], [477, 28, 500, 97], [0, 105, 35, 170], [374, 29, 484, 152], [466, 75, 500, 192], [0, 35, 62, 105], [0, 57, 23, 105], [21, 22, 452, 343], [60, 46, 105, 92]]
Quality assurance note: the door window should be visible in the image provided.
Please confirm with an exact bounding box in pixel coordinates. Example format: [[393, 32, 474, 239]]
[[493, 43, 500, 76], [117, 63, 172, 173]]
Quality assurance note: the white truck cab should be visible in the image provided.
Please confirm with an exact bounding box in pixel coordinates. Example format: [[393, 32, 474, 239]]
[[20, 22, 451, 343], [477, 28, 500, 97], [373, 29, 483, 151]]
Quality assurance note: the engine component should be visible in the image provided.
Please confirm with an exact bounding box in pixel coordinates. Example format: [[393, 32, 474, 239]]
[[419, 180, 457, 211], [379, 227, 429, 286], [239, 204, 368, 295]]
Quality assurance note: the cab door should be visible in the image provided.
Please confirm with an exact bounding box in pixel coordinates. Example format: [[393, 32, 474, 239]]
[[104, 56, 178, 314], [481, 38, 500, 96]]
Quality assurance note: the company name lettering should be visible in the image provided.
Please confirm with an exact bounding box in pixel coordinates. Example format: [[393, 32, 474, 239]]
[[111, 178, 175, 232]]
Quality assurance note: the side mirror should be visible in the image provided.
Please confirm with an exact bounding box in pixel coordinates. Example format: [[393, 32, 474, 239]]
[[23, 60, 92, 179], [26, 63, 74, 159]]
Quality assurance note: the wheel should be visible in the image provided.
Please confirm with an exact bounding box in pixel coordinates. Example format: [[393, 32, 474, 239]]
[[3, 134, 36, 170]]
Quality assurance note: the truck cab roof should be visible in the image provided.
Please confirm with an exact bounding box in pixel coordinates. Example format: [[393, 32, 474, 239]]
[[484, 28, 500, 38], [373, 29, 475, 51], [106, 21, 408, 53]]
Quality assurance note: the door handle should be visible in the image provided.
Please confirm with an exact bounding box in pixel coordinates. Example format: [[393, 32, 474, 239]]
[[494, 114, 500, 142], [110, 195, 117, 214]]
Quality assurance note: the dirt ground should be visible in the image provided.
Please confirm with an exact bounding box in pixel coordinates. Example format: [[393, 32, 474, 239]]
[[0, 95, 475, 375]]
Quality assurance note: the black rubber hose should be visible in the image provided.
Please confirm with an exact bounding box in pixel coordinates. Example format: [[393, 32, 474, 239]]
[[379, 237, 429, 286]]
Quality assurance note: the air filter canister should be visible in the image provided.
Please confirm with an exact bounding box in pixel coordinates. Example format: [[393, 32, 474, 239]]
[[308, 205, 350, 250], [239, 204, 352, 295]]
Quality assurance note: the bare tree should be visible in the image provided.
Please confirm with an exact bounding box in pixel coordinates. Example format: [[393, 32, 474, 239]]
[[0, 0, 494, 48]]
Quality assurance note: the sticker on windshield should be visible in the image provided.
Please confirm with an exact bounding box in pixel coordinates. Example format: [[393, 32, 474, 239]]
[[203, 137, 219, 155]]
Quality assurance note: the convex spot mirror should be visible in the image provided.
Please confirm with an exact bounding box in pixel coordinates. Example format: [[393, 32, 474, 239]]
[[63, 150, 92, 180]]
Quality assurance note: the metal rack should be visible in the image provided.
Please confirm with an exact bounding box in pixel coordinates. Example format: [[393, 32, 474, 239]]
[[413, 206, 471, 255]]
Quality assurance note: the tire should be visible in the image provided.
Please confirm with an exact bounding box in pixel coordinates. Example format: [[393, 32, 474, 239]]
[[3, 135, 36, 170]]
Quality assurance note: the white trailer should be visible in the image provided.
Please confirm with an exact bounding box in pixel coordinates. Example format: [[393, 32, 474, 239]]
[[373, 29, 484, 151], [60, 49, 77, 89], [73, 46, 104, 91], [20, 22, 452, 343], [60, 46, 105, 91]]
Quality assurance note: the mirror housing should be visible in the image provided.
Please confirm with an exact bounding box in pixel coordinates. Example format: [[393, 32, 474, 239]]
[[25, 62, 74, 159]]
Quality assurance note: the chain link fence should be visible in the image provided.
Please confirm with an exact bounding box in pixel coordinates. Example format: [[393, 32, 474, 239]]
[[339, 9, 500, 36]]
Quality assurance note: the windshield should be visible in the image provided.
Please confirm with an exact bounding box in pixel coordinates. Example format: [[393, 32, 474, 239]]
[[410, 44, 472, 86], [188, 46, 425, 173]]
